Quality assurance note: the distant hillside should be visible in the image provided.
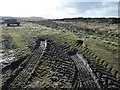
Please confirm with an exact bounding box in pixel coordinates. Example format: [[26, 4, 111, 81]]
[[0, 16, 47, 22], [53, 17, 119, 24], [22, 16, 47, 21]]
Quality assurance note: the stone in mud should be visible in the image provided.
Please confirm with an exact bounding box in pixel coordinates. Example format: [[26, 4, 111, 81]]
[[1, 61, 9, 65], [25, 81, 42, 89], [53, 82, 58, 87], [51, 76, 58, 82], [59, 79, 66, 84]]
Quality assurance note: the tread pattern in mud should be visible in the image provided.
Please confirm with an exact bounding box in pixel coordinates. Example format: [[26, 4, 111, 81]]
[[26, 39, 99, 89], [2, 38, 100, 89], [9, 40, 46, 88]]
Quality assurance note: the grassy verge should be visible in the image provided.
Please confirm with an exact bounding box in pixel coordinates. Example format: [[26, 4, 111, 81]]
[[2, 25, 31, 55], [84, 37, 119, 71]]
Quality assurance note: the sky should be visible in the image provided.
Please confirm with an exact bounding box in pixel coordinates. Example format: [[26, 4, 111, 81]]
[[0, 0, 119, 19]]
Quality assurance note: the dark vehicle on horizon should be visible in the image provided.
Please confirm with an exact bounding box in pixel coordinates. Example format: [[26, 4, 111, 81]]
[[4, 19, 20, 26]]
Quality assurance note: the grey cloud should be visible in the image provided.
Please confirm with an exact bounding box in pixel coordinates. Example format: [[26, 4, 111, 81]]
[[63, 2, 118, 17]]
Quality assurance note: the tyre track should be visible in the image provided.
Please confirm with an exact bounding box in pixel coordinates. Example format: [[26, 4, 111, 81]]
[[2, 39, 47, 89], [71, 54, 101, 89]]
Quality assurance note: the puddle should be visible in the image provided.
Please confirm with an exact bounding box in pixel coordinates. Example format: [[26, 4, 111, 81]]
[[0, 50, 4, 63], [0, 49, 16, 67]]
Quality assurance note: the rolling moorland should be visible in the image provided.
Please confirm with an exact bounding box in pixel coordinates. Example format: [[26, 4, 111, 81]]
[[0, 17, 120, 89]]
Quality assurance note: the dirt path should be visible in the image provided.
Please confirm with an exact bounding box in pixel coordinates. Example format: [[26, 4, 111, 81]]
[[9, 40, 47, 88], [71, 54, 100, 88]]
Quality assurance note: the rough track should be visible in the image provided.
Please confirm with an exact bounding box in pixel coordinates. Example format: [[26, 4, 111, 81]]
[[71, 54, 100, 89], [10, 40, 47, 88], [2, 37, 100, 89], [2, 39, 47, 89], [27, 39, 100, 89]]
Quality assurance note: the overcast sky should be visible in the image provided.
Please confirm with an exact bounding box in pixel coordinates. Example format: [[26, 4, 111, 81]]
[[0, 0, 119, 19]]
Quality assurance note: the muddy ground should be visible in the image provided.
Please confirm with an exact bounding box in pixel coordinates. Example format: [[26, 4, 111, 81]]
[[1, 21, 120, 90]]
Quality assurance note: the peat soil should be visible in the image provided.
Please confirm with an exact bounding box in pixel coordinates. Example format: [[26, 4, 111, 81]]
[[2, 36, 100, 89]]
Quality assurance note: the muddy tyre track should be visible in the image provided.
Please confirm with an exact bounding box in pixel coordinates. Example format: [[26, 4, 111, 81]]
[[2, 38, 47, 89]]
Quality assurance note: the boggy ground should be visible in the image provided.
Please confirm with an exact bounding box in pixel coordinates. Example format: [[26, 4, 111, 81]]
[[25, 38, 76, 89], [2, 36, 77, 89], [34, 19, 119, 72], [2, 36, 100, 89], [1, 20, 120, 89], [1, 22, 80, 89]]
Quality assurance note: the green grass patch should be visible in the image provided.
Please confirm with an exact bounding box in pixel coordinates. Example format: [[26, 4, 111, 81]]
[[2, 26, 31, 54], [85, 38, 119, 71]]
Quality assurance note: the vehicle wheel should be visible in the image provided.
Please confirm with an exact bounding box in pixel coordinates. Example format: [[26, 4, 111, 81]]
[[17, 24, 20, 26], [7, 24, 10, 26]]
